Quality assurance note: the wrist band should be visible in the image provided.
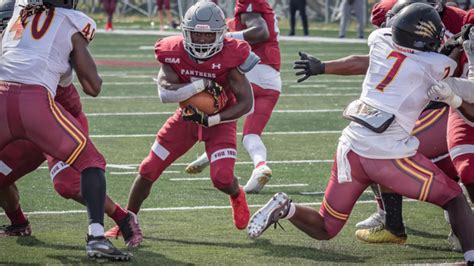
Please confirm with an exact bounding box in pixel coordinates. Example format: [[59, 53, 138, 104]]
[[207, 114, 221, 127]]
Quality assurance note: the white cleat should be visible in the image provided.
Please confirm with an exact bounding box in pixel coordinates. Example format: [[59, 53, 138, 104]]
[[185, 153, 210, 174], [447, 231, 462, 252], [355, 212, 385, 229], [244, 164, 272, 194], [247, 192, 290, 239]]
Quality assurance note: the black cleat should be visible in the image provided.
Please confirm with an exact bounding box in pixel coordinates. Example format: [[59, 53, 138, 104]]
[[86, 235, 132, 261], [0, 221, 32, 236]]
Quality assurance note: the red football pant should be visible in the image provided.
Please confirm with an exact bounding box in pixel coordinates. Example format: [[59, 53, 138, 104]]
[[448, 109, 474, 185], [320, 150, 461, 238], [0, 83, 105, 175], [139, 111, 237, 189], [156, 0, 170, 10]]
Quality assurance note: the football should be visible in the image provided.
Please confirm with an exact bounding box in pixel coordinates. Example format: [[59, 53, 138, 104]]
[[179, 91, 218, 115]]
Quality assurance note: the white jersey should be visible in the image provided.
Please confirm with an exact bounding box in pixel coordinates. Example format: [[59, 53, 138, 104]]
[[342, 28, 457, 159], [245, 64, 282, 92], [0, 4, 96, 96]]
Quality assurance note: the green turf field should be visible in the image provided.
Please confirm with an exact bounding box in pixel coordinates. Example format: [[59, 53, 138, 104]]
[[0, 32, 464, 264]]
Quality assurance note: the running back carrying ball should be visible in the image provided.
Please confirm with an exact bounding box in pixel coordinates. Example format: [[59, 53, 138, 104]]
[[179, 91, 218, 115]]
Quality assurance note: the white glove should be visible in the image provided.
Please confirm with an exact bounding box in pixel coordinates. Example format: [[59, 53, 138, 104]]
[[428, 81, 462, 108], [462, 27, 474, 57], [463, 27, 474, 80]]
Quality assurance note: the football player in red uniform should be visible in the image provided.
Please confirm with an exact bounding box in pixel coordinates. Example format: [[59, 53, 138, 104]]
[[293, 0, 466, 244], [185, 0, 281, 194], [105, 1, 258, 238]]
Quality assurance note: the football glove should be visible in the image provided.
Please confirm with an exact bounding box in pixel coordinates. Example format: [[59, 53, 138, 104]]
[[205, 81, 223, 97], [182, 105, 209, 127], [463, 27, 474, 57], [293, 51, 325, 83], [428, 81, 462, 108], [461, 24, 473, 42], [439, 34, 462, 56]]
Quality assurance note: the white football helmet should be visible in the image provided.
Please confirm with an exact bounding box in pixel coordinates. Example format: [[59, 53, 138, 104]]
[[181, 1, 227, 60]]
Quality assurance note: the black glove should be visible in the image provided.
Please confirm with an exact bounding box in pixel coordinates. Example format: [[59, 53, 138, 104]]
[[439, 34, 462, 56], [461, 24, 473, 41], [205, 81, 223, 97], [293, 51, 325, 83], [182, 105, 209, 127]]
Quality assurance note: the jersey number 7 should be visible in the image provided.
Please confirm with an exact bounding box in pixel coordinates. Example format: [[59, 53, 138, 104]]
[[375, 51, 407, 92]]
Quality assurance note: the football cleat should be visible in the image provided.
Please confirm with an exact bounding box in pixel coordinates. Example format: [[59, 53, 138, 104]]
[[105, 21, 113, 32], [0, 221, 32, 237], [247, 192, 291, 239], [244, 164, 272, 194], [86, 235, 132, 261], [447, 230, 462, 252], [355, 225, 407, 244], [117, 211, 142, 248], [185, 153, 210, 174], [355, 211, 385, 229], [230, 186, 250, 230], [104, 225, 121, 238]]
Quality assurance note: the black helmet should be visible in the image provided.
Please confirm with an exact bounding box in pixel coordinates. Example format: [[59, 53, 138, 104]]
[[0, 0, 14, 33], [386, 0, 427, 23], [392, 3, 444, 52]]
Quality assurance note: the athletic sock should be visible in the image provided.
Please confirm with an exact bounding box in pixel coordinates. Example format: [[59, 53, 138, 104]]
[[242, 134, 267, 168], [88, 223, 105, 237], [81, 167, 106, 226], [375, 196, 385, 214], [6, 205, 27, 225], [381, 193, 405, 236], [110, 204, 129, 224], [465, 250, 474, 261], [285, 202, 296, 219]]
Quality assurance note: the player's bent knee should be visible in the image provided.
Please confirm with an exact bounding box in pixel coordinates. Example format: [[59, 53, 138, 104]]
[[453, 154, 474, 185], [210, 166, 234, 189], [53, 181, 79, 199]]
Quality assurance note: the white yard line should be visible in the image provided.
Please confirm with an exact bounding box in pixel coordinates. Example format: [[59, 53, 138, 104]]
[[38, 159, 335, 170], [86, 109, 342, 116], [96, 29, 366, 44], [110, 170, 179, 175], [89, 130, 341, 138], [1, 198, 415, 216], [80, 93, 359, 100]]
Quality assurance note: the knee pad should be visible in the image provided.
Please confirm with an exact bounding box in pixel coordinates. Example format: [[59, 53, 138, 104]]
[[210, 162, 234, 189], [51, 163, 81, 199]]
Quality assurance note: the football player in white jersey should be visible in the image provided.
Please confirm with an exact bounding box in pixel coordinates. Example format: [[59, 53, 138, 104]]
[[0, 0, 130, 260], [247, 4, 474, 263]]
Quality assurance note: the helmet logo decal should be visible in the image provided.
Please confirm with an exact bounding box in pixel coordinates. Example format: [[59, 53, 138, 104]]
[[414, 21, 437, 38], [195, 24, 210, 31]]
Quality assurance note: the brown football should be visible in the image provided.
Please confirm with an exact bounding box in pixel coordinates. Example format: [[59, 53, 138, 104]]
[[179, 91, 218, 115]]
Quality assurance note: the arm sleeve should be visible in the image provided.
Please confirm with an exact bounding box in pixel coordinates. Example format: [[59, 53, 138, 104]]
[[157, 79, 206, 103]]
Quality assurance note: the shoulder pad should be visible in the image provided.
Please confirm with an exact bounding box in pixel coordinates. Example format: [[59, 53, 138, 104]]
[[63, 9, 96, 42], [238, 51, 260, 73]]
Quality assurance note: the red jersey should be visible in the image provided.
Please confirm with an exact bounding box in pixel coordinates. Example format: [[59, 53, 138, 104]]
[[155, 36, 252, 109], [230, 0, 281, 71], [55, 84, 83, 117], [370, 0, 465, 35]]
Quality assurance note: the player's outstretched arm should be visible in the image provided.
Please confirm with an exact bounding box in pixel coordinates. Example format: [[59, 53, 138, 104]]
[[294, 52, 369, 82], [229, 12, 269, 44], [70, 32, 102, 97]]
